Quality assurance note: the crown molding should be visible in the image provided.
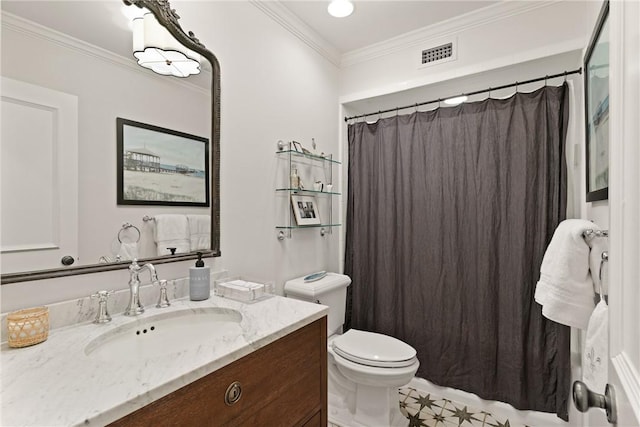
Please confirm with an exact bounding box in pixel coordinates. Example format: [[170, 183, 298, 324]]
[[1, 11, 210, 95], [249, 0, 341, 67], [341, 1, 559, 68]]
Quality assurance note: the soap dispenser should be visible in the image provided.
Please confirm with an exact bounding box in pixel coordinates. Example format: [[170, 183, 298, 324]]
[[189, 252, 210, 301]]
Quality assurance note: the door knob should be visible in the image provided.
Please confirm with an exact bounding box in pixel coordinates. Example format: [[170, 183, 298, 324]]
[[61, 256, 75, 266], [572, 380, 617, 423]]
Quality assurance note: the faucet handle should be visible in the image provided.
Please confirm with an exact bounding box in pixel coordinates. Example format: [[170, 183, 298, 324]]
[[91, 290, 114, 323], [156, 279, 171, 308], [91, 290, 114, 300]]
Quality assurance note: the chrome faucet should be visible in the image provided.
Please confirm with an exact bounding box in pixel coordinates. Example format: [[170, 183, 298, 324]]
[[124, 259, 158, 316]]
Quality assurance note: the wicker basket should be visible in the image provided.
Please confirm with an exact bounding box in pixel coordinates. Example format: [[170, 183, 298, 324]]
[[7, 307, 49, 348]]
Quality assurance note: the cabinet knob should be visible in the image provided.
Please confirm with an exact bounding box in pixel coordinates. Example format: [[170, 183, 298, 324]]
[[61, 256, 75, 266], [572, 381, 617, 423], [225, 381, 242, 406]]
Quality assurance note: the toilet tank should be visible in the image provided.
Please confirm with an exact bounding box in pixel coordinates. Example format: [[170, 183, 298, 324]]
[[284, 273, 351, 336]]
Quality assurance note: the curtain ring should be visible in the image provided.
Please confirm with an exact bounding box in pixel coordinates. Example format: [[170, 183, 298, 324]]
[[488, 87, 491, 99], [415, 103, 419, 113], [396, 107, 399, 117], [438, 98, 441, 108], [515, 81, 518, 92], [545, 75, 548, 86], [564, 71, 567, 82]]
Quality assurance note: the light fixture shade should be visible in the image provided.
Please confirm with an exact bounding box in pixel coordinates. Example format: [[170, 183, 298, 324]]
[[328, 0, 354, 18], [132, 13, 201, 77]]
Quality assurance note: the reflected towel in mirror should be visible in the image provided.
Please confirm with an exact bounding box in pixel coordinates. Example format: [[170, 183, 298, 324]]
[[187, 214, 210, 251], [154, 214, 190, 256], [117, 242, 139, 261]]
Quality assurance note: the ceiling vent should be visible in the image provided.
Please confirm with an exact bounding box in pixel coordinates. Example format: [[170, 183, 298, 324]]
[[421, 42, 453, 64], [417, 38, 457, 69]]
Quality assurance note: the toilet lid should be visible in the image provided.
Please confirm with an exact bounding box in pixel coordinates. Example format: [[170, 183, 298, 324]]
[[331, 329, 417, 368]]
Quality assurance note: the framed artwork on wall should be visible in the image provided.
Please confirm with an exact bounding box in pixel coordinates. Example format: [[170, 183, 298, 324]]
[[291, 194, 321, 226], [116, 118, 210, 207], [584, 0, 609, 202]]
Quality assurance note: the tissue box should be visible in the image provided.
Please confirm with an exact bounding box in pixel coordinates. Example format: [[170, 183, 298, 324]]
[[215, 277, 268, 302]]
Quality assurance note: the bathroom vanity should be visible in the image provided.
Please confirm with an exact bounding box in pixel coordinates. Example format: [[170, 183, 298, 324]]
[[110, 318, 326, 426], [0, 295, 328, 426]]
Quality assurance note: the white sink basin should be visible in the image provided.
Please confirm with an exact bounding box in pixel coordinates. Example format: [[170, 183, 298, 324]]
[[85, 307, 243, 362]]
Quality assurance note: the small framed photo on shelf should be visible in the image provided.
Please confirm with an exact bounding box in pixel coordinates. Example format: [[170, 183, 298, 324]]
[[291, 140, 303, 153], [291, 194, 321, 226]]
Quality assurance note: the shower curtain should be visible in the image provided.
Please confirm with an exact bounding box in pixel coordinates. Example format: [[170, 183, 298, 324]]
[[344, 84, 571, 419]]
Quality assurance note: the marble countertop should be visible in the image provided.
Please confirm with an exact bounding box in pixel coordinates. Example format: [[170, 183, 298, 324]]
[[1, 294, 327, 426]]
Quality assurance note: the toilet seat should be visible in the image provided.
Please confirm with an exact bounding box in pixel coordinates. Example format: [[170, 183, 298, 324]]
[[331, 329, 417, 368]]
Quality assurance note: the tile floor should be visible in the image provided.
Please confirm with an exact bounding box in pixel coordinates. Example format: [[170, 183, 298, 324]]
[[399, 387, 528, 427], [328, 387, 528, 427]]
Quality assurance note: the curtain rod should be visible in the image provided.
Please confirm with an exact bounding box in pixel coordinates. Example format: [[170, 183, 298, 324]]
[[344, 68, 582, 122]]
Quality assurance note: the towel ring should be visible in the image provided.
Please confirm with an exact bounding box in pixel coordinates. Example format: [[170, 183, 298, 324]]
[[118, 222, 141, 244]]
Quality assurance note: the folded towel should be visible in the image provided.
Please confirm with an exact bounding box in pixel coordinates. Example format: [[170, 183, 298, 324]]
[[154, 214, 190, 256], [117, 242, 139, 261], [582, 300, 608, 392], [534, 219, 598, 329], [187, 214, 211, 251]]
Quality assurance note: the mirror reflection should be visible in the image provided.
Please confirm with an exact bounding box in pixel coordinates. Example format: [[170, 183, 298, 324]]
[[1, 1, 217, 279]]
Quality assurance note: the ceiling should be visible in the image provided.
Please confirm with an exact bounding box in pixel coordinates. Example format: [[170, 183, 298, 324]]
[[281, 0, 498, 54], [2, 0, 500, 61]]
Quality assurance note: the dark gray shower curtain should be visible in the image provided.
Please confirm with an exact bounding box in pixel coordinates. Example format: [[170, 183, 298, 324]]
[[345, 84, 570, 419]]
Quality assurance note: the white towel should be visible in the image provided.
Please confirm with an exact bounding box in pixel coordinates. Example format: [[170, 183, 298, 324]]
[[187, 214, 211, 251], [534, 219, 598, 329], [117, 242, 139, 261], [582, 300, 608, 392], [154, 214, 190, 256]]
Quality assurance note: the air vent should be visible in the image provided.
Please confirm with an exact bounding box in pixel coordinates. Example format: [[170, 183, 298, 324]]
[[421, 42, 453, 65]]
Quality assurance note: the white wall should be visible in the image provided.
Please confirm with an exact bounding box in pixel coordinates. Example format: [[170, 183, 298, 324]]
[[1, 1, 340, 312], [339, 1, 590, 103]]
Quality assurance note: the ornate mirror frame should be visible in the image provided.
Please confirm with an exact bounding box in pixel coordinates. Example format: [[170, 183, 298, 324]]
[[1, 0, 220, 284]]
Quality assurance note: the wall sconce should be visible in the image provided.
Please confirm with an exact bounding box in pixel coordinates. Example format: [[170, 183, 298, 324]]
[[132, 13, 201, 77]]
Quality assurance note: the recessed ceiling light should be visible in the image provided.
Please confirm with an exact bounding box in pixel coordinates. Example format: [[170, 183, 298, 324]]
[[444, 95, 468, 106], [328, 0, 354, 18]]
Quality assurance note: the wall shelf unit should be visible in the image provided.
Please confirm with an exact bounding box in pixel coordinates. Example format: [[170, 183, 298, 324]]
[[275, 144, 341, 240]]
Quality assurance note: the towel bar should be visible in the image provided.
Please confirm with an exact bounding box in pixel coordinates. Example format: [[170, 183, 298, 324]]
[[143, 215, 155, 222], [583, 229, 608, 239]]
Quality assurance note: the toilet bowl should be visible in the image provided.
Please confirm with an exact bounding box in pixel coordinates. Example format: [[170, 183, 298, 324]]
[[284, 273, 420, 427], [328, 329, 419, 426]]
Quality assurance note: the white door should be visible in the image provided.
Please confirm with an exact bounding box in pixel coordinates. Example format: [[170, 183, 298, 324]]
[[0, 77, 78, 273], [601, 0, 640, 425]]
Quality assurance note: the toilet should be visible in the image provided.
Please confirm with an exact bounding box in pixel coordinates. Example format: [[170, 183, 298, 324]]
[[284, 273, 419, 427]]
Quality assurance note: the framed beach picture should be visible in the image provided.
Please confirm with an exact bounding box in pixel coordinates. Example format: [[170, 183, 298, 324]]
[[584, 0, 609, 202], [291, 194, 321, 226], [116, 118, 209, 206]]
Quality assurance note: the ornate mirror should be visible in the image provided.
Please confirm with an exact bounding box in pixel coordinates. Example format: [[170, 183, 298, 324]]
[[0, 0, 220, 284]]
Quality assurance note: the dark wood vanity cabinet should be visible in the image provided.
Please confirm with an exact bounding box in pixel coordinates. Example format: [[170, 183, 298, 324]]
[[109, 317, 327, 427]]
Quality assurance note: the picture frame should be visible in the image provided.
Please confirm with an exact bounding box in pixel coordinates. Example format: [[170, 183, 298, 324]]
[[291, 140, 303, 153], [291, 194, 321, 226], [584, 0, 609, 202], [117, 118, 210, 206]]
